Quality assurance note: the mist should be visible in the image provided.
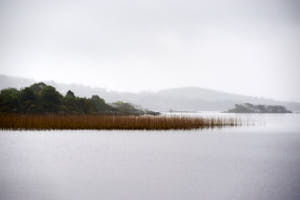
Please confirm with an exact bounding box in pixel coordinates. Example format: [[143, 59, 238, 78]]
[[0, 0, 300, 101]]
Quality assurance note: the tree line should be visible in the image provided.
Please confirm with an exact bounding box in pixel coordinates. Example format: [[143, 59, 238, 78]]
[[0, 82, 159, 115]]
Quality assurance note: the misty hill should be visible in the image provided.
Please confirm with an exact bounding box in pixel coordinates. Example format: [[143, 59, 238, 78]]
[[1, 74, 300, 112]]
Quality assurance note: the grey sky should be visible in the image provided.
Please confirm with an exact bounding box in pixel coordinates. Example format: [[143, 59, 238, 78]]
[[0, 0, 299, 101]]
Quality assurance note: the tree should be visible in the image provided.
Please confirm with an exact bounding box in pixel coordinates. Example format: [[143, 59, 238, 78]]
[[20, 87, 37, 102], [66, 90, 75, 98], [111, 101, 142, 115], [19, 87, 40, 112], [90, 95, 108, 112], [40, 86, 63, 112], [0, 88, 20, 112], [29, 82, 47, 94]]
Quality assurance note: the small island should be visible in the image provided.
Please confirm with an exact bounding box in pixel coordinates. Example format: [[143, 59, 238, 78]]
[[226, 103, 292, 113]]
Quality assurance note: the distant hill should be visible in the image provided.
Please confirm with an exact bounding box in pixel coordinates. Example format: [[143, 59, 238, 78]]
[[1, 74, 300, 112]]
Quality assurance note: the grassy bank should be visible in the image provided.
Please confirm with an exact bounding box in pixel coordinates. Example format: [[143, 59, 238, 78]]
[[0, 114, 240, 130]]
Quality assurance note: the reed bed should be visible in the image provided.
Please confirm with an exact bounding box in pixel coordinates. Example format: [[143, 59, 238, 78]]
[[0, 114, 241, 130]]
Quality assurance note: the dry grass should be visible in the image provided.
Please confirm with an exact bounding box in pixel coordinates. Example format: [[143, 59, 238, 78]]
[[0, 114, 241, 130]]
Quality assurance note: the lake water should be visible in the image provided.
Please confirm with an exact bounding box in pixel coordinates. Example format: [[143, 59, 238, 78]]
[[1, 113, 300, 200]]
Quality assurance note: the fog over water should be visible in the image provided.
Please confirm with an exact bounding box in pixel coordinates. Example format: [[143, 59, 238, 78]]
[[1, 113, 300, 200]]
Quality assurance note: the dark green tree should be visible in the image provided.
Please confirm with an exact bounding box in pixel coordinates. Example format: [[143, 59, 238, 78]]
[[66, 90, 75, 98], [90, 95, 111, 112], [0, 88, 20, 112], [19, 87, 40, 112], [29, 82, 47, 94], [40, 86, 63, 113]]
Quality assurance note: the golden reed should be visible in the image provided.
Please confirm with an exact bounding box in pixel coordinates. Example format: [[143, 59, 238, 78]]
[[0, 114, 240, 130]]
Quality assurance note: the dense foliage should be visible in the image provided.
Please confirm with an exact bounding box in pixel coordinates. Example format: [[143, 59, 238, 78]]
[[226, 103, 292, 113], [0, 82, 159, 115]]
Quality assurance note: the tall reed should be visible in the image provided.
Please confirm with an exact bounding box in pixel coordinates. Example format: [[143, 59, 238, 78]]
[[0, 114, 241, 130]]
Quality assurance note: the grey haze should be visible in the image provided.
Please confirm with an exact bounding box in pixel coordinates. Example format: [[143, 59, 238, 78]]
[[0, 0, 300, 101]]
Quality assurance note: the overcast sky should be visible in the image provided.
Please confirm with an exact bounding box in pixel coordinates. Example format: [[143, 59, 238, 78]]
[[0, 0, 299, 101]]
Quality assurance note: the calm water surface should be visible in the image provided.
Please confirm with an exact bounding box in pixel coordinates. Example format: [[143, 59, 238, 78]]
[[0, 113, 300, 200]]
